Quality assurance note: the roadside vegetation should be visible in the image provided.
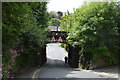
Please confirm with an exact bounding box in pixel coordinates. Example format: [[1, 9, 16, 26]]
[[60, 2, 120, 69], [2, 2, 49, 78], [1, 1, 120, 79]]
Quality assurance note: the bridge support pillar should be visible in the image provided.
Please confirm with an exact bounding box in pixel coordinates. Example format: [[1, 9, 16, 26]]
[[67, 44, 81, 68], [36, 45, 47, 67]]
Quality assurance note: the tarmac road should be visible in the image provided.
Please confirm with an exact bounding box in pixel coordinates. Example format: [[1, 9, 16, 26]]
[[36, 43, 118, 79]]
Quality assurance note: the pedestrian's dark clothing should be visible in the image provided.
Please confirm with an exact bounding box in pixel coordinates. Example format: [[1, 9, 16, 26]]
[[64, 56, 68, 63]]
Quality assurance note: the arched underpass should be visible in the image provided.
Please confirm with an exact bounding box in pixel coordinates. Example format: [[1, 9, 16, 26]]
[[37, 43, 70, 78], [33, 43, 118, 79]]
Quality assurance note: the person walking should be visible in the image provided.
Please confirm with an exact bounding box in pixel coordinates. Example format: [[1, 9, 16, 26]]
[[64, 56, 68, 63]]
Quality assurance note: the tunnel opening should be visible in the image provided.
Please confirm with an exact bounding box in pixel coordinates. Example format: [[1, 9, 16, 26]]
[[46, 31, 80, 68], [46, 43, 69, 68]]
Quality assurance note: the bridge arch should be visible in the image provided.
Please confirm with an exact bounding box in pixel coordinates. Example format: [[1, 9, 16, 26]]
[[46, 31, 80, 68]]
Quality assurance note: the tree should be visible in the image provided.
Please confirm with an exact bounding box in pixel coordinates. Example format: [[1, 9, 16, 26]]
[[32, 2, 49, 28], [2, 2, 49, 78], [61, 2, 120, 69], [48, 11, 63, 26], [48, 11, 58, 19], [57, 11, 63, 19]]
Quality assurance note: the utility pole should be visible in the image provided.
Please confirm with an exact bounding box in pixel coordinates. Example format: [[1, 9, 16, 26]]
[[57, 25, 59, 31]]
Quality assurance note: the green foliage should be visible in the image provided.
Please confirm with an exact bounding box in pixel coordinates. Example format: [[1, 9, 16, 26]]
[[2, 2, 49, 78], [48, 11, 63, 26], [32, 2, 49, 28], [61, 2, 120, 66], [60, 43, 66, 50], [48, 11, 58, 19], [48, 18, 60, 26]]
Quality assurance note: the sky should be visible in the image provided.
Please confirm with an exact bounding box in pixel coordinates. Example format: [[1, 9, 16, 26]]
[[47, 0, 85, 13]]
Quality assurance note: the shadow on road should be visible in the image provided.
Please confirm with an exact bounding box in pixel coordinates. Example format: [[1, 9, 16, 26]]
[[38, 58, 118, 79], [38, 58, 81, 78], [37, 43, 118, 79]]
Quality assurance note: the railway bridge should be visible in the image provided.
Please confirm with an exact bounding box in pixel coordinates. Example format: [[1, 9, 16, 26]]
[[48, 29, 80, 68]]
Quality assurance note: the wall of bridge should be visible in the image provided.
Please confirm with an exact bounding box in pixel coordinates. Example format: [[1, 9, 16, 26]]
[[66, 44, 81, 68]]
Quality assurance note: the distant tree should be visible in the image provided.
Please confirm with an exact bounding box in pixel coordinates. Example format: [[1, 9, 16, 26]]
[[48, 11, 63, 26], [48, 18, 60, 26], [57, 11, 63, 19], [48, 11, 58, 19]]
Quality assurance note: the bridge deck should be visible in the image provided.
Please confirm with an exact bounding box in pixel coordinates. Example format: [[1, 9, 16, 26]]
[[50, 31, 67, 43]]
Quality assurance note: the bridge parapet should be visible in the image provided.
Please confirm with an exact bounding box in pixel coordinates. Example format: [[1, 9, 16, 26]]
[[49, 31, 67, 43]]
